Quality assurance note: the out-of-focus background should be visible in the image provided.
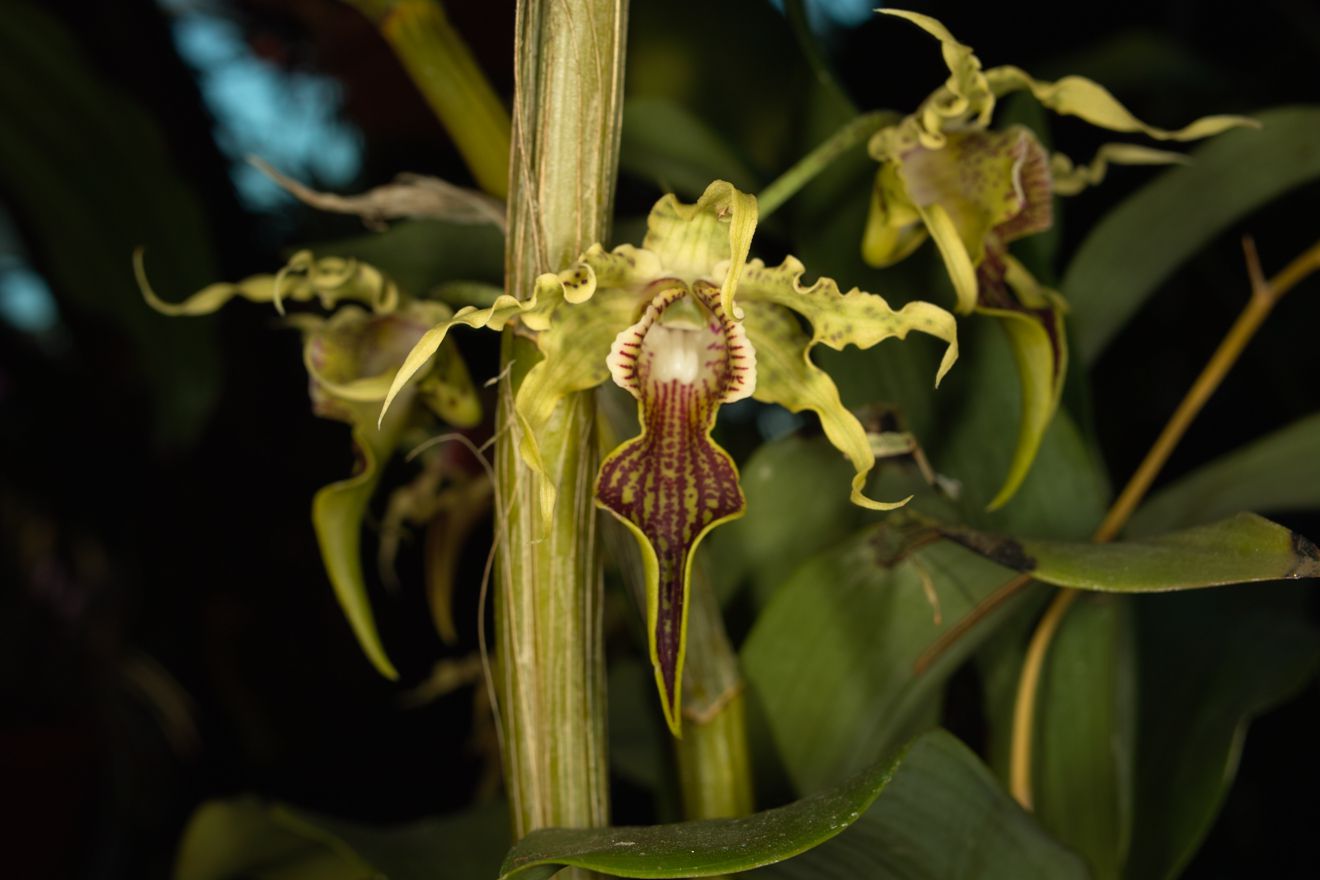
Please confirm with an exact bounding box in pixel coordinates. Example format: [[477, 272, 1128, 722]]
[[2, 0, 1318, 876]]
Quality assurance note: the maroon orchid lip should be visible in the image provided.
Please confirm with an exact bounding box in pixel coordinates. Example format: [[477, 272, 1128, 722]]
[[598, 281, 755, 734]]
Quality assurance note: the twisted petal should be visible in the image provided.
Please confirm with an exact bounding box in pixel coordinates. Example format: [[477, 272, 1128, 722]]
[[644, 180, 758, 318], [1050, 143, 1192, 196], [379, 244, 660, 425], [984, 65, 1258, 140], [597, 282, 754, 734], [137, 249, 399, 317], [737, 256, 958, 510]]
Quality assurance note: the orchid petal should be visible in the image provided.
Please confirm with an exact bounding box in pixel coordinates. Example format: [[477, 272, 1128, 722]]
[[311, 399, 405, 680], [877, 9, 996, 142], [597, 282, 754, 735], [515, 288, 642, 521], [1050, 143, 1192, 196], [861, 162, 929, 269], [137, 249, 399, 317], [985, 65, 1258, 140], [644, 180, 757, 318], [736, 256, 959, 509], [976, 256, 1069, 510], [919, 201, 981, 314]]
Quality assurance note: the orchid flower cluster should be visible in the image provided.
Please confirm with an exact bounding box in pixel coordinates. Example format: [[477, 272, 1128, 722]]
[[379, 181, 958, 732], [864, 10, 1255, 507]]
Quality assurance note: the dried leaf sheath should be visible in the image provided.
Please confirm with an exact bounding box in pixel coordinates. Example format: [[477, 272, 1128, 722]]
[[597, 283, 754, 734]]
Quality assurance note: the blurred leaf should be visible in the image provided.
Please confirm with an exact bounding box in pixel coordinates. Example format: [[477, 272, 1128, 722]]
[[499, 729, 1084, 880], [309, 219, 504, 302], [940, 512, 1320, 591], [1065, 106, 1320, 363], [753, 730, 1088, 880], [1127, 586, 1320, 880], [174, 795, 509, 880], [741, 528, 1035, 793], [1032, 593, 1136, 880], [705, 434, 863, 607], [174, 797, 372, 880], [621, 97, 760, 197], [0, 1, 223, 443], [1128, 412, 1320, 536]]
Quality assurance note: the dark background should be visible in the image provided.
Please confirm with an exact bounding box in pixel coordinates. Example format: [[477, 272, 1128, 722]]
[[2, 0, 1318, 877]]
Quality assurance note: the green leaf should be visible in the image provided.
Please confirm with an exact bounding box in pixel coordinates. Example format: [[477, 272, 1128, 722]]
[[498, 730, 1086, 880], [1065, 106, 1320, 363], [752, 731, 1088, 880], [1032, 593, 1135, 880], [1127, 586, 1320, 880], [621, 97, 760, 197], [939, 512, 1320, 592], [1128, 412, 1320, 536], [174, 796, 510, 880], [705, 434, 863, 608], [741, 529, 1032, 793]]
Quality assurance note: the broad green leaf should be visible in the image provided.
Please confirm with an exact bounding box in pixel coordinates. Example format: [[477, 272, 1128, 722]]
[[1126, 586, 1320, 880], [174, 796, 509, 880], [741, 528, 1034, 793], [704, 434, 863, 608], [1032, 593, 1136, 880], [621, 97, 760, 197], [753, 730, 1088, 880], [498, 730, 1086, 880], [940, 512, 1320, 592], [1128, 412, 1320, 536], [1066, 106, 1320, 363]]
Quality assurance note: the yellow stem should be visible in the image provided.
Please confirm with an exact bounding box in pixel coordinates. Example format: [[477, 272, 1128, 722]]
[[1006, 235, 1320, 808]]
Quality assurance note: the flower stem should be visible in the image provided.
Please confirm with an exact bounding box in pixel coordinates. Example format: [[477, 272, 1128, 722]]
[[756, 111, 897, 220], [346, 0, 512, 198], [1007, 235, 1320, 808], [495, 0, 628, 860]]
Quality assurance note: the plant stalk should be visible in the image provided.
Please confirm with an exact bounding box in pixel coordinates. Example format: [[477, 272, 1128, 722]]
[[756, 111, 897, 220], [494, 0, 628, 858]]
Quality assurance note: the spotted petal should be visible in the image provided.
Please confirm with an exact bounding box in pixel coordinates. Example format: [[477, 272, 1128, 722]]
[[736, 257, 958, 511], [137, 249, 399, 317], [596, 282, 755, 735]]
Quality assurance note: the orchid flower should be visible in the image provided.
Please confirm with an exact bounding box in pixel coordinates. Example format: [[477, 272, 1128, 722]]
[[138, 250, 481, 679], [863, 9, 1256, 509], [379, 181, 959, 733]]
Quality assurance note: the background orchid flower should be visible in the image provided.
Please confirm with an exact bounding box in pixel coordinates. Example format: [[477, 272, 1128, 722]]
[[380, 180, 958, 733], [862, 9, 1257, 509], [138, 251, 481, 679]]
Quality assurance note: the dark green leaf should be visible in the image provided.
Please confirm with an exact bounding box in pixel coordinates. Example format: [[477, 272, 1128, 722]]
[[1065, 106, 1320, 363], [1127, 586, 1320, 880], [940, 512, 1320, 591], [1128, 412, 1320, 536], [621, 97, 760, 197], [741, 529, 1033, 793], [498, 731, 1086, 880], [753, 731, 1088, 880], [1033, 593, 1136, 880]]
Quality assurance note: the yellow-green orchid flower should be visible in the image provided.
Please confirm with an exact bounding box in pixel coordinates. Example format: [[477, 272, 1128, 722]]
[[379, 181, 959, 734], [863, 9, 1256, 509], [137, 250, 481, 679]]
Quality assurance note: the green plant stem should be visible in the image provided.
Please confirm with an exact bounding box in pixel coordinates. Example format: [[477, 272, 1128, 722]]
[[674, 564, 754, 820], [756, 111, 896, 220], [494, 0, 627, 867], [347, 0, 512, 198], [1007, 235, 1320, 809]]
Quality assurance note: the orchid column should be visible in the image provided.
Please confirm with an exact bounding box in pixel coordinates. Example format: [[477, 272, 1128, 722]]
[[496, 0, 626, 845]]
